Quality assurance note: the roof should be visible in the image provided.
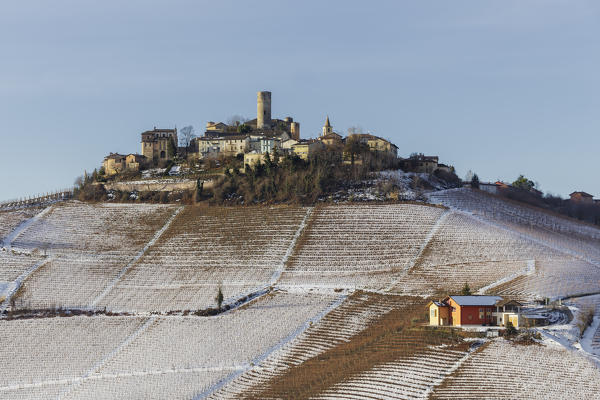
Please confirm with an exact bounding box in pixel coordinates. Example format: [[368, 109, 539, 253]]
[[320, 133, 343, 141], [104, 153, 126, 160], [448, 295, 503, 306], [324, 116, 331, 127], [570, 191, 593, 198], [495, 299, 523, 307]]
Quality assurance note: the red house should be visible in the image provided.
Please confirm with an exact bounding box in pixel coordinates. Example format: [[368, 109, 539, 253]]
[[428, 295, 502, 327]]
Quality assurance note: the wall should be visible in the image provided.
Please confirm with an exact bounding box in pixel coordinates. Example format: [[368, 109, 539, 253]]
[[101, 179, 210, 193]]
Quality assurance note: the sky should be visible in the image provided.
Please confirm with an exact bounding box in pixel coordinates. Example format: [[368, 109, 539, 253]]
[[1, 0, 599, 200]]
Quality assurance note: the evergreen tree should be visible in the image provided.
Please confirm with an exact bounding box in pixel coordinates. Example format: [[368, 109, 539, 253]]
[[215, 286, 224, 310], [471, 174, 480, 189], [461, 282, 472, 296]]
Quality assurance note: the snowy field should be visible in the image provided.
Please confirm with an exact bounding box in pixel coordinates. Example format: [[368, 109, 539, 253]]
[[0, 291, 338, 400], [430, 339, 600, 399], [280, 204, 445, 290], [0, 208, 42, 247], [1, 197, 599, 399], [96, 205, 309, 312]]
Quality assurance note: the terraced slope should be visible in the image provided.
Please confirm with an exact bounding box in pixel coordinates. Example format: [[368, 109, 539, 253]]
[[0, 291, 339, 400], [280, 204, 446, 290], [0, 207, 42, 246], [96, 205, 309, 312], [430, 340, 600, 399], [428, 188, 600, 300], [8, 203, 178, 309]]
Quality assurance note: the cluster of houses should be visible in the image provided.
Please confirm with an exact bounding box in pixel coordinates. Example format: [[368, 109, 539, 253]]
[[478, 181, 598, 204], [101, 91, 423, 176], [428, 295, 524, 328]]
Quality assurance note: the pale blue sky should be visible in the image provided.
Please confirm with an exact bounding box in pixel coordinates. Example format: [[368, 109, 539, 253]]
[[1, 0, 599, 200]]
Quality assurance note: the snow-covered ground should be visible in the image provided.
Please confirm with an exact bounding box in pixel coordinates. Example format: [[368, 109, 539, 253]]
[[1, 196, 599, 398]]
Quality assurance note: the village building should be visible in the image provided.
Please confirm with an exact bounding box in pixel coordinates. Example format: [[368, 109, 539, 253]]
[[428, 295, 523, 328], [203, 92, 300, 140], [141, 127, 178, 164], [478, 181, 510, 195], [570, 191, 594, 204], [102, 153, 146, 176], [317, 117, 344, 148], [348, 133, 398, 158], [291, 139, 325, 160], [403, 154, 439, 173]]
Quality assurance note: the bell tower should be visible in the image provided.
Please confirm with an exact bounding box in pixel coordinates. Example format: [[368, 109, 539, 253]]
[[322, 116, 333, 137]]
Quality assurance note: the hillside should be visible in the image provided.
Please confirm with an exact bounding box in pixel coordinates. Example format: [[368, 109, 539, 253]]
[[0, 189, 599, 399]]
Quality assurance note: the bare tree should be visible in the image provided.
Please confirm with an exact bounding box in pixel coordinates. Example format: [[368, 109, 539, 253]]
[[347, 125, 364, 135], [179, 125, 196, 156], [227, 115, 248, 126]]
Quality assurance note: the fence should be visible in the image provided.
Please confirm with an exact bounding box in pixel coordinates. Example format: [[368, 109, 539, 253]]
[[0, 188, 74, 210]]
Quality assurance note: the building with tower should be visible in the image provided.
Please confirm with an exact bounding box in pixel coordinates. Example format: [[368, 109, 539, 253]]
[[318, 116, 343, 147], [202, 91, 300, 141], [141, 127, 178, 165]]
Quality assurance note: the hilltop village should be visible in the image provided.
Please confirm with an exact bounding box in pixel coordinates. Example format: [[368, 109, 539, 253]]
[[102, 91, 451, 177], [90, 91, 600, 224]]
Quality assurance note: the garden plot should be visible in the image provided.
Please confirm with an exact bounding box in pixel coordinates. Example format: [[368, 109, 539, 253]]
[[491, 258, 600, 301], [391, 212, 563, 296], [96, 291, 338, 377], [0, 207, 41, 246], [280, 204, 445, 290], [430, 340, 600, 399], [11, 202, 176, 255], [96, 205, 309, 312], [315, 347, 472, 400], [0, 316, 147, 389]]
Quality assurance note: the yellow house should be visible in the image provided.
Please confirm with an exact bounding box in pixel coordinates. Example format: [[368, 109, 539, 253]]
[[244, 152, 267, 169], [427, 300, 452, 326], [125, 154, 146, 171], [291, 139, 324, 160], [102, 153, 127, 176], [103, 153, 146, 176]]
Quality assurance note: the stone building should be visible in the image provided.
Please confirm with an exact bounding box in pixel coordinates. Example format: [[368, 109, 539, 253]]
[[203, 91, 300, 140], [347, 133, 398, 158], [141, 127, 178, 164], [570, 191, 594, 204], [291, 139, 325, 160], [102, 153, 146, 176], [318, 116, 343, 147]]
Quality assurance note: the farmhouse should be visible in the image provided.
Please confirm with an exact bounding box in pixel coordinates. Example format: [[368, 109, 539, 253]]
[[102, 153, 147, 176], [428, 295, 522, 328], [570, 191, 594, 204]]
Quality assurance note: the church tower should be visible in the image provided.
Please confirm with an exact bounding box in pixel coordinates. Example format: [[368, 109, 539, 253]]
[[322, 116, 332, 137]]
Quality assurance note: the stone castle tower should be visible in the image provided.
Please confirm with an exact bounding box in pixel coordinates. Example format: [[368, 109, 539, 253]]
[[257, 91, 272, 129], [322, 116, 333, 136]]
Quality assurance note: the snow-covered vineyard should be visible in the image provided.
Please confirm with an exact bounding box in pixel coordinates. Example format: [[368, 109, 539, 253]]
[[0, 189, 599, 399]]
